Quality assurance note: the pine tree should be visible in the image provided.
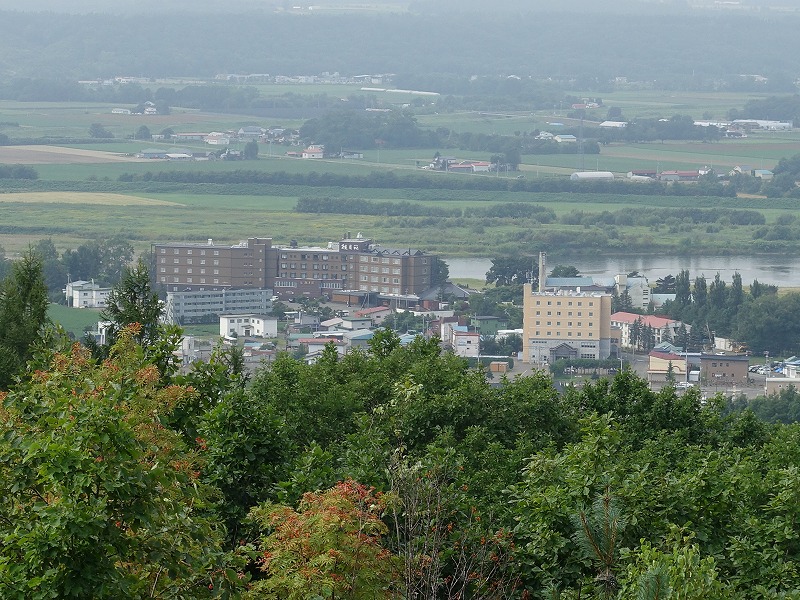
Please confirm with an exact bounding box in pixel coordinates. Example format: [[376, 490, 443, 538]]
[[572, 486, 627, 600], [0, 249, 49, 389], [101, 258, 163, 348]]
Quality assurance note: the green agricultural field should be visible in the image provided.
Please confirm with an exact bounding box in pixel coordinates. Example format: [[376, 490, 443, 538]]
[[3, 92, 800, 261], [48, 303, 101, 339], [0, 184, 793, 260]]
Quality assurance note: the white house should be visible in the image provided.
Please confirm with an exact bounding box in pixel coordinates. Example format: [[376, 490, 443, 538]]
[[205, 132, 231, 145], [554, 135, 577, 143], [219, 314, 278, 338], [302, 145, 324, 159], [65, 280, 112, 308], [451, 329, 480, 358]]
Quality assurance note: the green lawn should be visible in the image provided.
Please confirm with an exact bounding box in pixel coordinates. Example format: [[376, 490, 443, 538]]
[[48, 303, 101, 339]]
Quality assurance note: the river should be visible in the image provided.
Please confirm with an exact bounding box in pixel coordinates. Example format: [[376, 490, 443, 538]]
[[445, 255, 800, 287]]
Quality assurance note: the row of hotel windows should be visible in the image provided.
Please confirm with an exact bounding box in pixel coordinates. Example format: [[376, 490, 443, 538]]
[[534, 331, 594, 337], [534, 299, 594, 307], [359, 285, 403, 294], [272, 281, 344, 290], [161, 248, 427, 265], [279, 273, 340, 279], [161, 277, 221, 284], [161, 248, 220, 256], [534, 311, 593, 317], [163, 268, 220, 275], [534, 321, 594, 328], [278, 253, 426, 266], [161, 258, 218, 266]]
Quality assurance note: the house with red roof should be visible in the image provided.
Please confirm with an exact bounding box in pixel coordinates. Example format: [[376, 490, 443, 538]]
[[610, 312, 684, 349]]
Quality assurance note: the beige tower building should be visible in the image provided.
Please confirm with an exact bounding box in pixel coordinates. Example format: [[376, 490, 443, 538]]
[[522, 283, 613, 366]]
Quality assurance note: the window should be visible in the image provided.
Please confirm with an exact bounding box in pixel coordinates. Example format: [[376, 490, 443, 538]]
[[160, 248, 166, 254], [160, 267, 165, 273], [213, 250, 219, 256], [187, 249, 192, 255], [174, 249, 179, 254]]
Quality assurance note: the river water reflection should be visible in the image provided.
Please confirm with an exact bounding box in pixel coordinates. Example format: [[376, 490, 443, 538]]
[[445, 255, 800, 288]]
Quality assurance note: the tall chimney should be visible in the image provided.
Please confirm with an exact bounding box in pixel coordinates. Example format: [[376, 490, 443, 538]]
[[538, 251, 547, 292]]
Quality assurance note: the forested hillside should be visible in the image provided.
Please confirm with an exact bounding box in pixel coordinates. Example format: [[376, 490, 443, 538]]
[[0, 9, 798, 84]]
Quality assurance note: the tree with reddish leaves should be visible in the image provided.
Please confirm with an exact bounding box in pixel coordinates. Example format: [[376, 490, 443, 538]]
[[246, 480, 399, 599]]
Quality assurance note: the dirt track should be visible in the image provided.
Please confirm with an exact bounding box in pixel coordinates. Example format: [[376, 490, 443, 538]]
[[0, 145, 148, 164]]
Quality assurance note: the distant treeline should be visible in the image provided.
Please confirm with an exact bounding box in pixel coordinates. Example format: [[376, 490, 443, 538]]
[[0, 165, 38, 180], [296, 197, 762, 228], [295, 198, 560, 221], [117, 169, 734, 197], [729, 94, 800, 125]]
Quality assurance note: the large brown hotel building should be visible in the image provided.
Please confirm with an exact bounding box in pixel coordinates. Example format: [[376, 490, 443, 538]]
[[153, 235, 434, 300]]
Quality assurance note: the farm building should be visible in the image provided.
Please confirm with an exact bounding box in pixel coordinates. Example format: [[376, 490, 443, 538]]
[[570, 171, 614, 181]]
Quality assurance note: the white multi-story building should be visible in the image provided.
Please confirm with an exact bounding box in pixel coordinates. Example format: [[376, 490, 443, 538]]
[[166, 288, 274, 323], [452, 329, 480, 358], [65, 280, 112, 308], [614, 273, 651, 310], [219, 314, 278, 338]]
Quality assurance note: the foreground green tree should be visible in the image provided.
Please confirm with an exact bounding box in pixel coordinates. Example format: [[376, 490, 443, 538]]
[[0, 327, 242, 598], [0, 249, 48, 389]]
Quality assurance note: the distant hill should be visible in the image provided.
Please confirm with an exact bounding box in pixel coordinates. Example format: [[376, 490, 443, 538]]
[[0, 8, 798, 83]]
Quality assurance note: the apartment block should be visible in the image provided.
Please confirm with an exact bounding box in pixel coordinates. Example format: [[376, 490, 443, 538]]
[[522, 284, 613, 365], [153, 233, 434, 301]]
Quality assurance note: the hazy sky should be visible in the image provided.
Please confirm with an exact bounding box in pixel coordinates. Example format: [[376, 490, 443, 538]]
[[4, 0, 800, 14]]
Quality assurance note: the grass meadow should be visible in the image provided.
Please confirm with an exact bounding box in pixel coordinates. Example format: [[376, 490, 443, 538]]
[[47, 303, 101, 338]]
